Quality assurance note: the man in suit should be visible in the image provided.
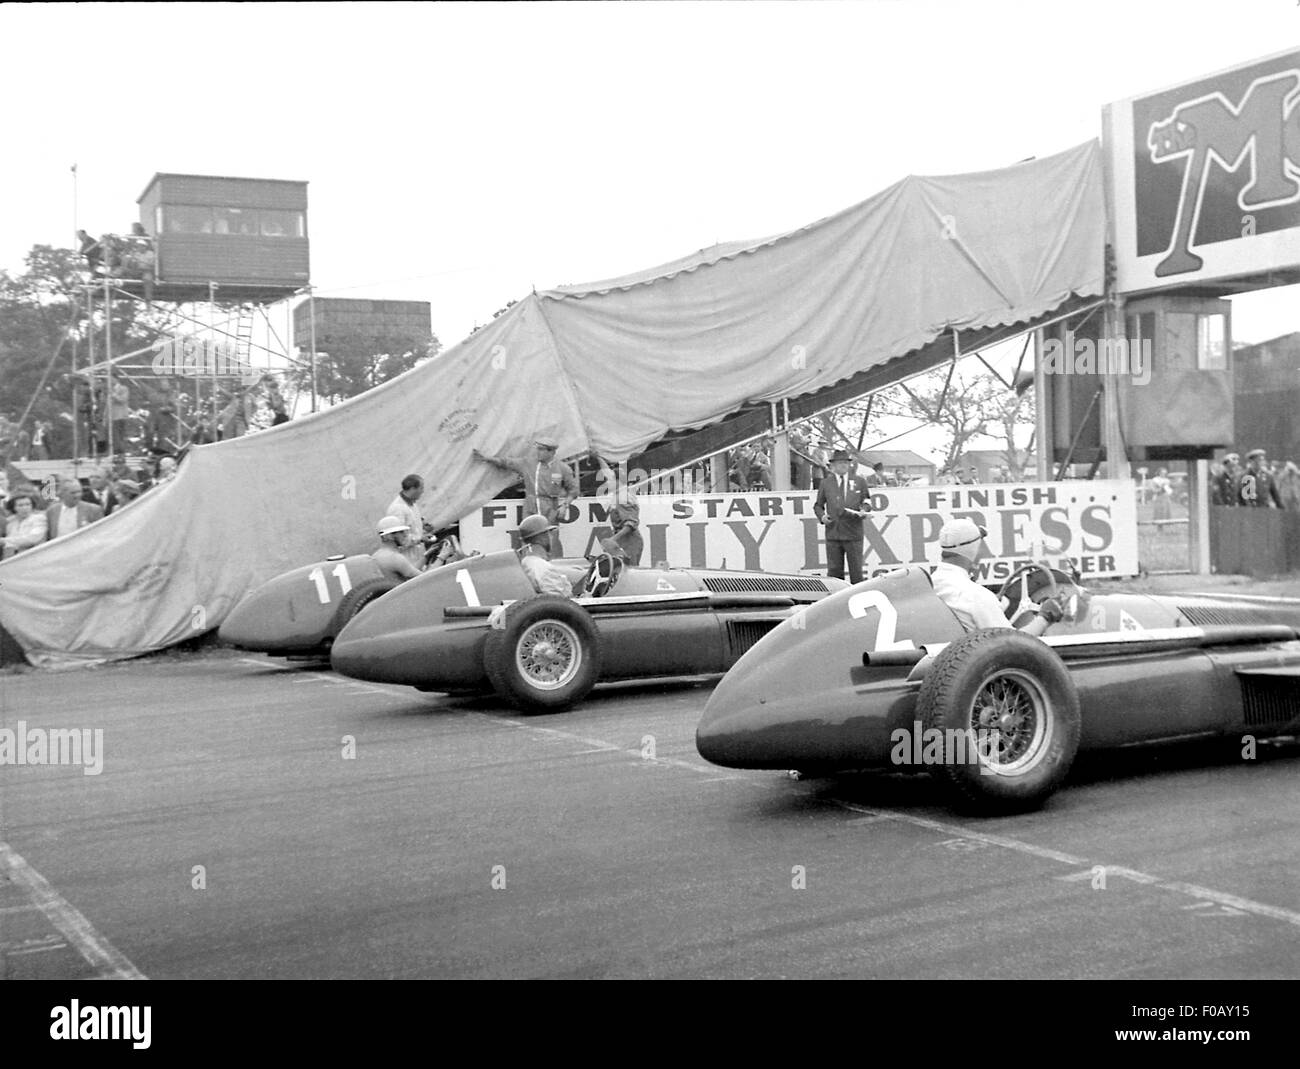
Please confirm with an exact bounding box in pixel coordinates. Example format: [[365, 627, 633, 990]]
[[814, 449, 873, 584], [82, 467, 115, 515], [46, 477, 103, 541]]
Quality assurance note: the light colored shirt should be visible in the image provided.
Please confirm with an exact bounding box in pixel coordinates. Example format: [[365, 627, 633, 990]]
[[57, 505, 83, 539], [930, 561, 1013, 632], [3, 511, 49, 553], [520, 551, 573, 598], [386, 493, 426, 567]]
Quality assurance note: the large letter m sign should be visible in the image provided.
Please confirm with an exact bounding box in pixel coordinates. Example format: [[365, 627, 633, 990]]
[[1147, 69, 1300, 277]]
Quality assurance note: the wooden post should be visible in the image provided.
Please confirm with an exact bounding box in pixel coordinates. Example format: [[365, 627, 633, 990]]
[[104, 275, 113, 457]]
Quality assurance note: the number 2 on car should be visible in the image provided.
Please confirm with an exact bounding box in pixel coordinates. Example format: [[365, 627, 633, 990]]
[[847, 589, 915, 651]]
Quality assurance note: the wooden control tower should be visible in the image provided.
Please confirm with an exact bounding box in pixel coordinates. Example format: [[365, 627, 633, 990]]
[[135, 173, 310, 302]]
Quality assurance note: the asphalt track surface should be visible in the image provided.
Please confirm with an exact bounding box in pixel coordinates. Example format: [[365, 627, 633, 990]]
[[2, 651, 1298, 980]]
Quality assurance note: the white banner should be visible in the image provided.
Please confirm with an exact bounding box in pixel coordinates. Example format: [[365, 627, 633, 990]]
[[459, 481, 1140, 579]]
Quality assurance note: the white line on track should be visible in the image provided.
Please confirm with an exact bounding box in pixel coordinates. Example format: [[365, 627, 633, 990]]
[[486, 715, 1300, 930], [264, 663, 1300, 932], [836, 802, 1300, 928], [0, 841, 146, 979], [492, 716, 746, 779]]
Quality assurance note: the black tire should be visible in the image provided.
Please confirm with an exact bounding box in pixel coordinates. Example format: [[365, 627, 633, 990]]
[[482, 595, 601, 712], [916, 628, 1080, 813], [332, 579, 400, 636]]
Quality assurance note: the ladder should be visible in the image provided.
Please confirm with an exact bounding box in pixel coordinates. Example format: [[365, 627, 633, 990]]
[[233, 305, 255, 367]]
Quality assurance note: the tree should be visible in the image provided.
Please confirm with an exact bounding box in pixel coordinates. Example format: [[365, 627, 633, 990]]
[[0, 245, 171, 459], [291, 327, 440, 405], [872, 362, 1034, 476]]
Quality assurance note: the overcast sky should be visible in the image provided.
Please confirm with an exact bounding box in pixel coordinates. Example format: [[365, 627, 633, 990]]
[[2, 1, 1297, 453]]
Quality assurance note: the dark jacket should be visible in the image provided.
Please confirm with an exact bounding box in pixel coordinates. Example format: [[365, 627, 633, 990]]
[[814, 472, 873, 541]]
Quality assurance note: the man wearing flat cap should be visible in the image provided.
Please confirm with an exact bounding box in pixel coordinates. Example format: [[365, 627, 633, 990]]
[[1239, 448, 1283, 508], [473, 436, 579, 557], [814, 449, 873, 584], [1212, 452, 1240, 507]]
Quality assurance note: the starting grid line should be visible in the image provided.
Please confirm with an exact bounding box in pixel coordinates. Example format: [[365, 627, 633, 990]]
[[488, 715, 1300, 931], [245, 657, 1300, 933], [0, 841, 146, 980]]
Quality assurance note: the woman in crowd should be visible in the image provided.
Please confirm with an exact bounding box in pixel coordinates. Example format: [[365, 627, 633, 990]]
[[3, 492, 48, 558]]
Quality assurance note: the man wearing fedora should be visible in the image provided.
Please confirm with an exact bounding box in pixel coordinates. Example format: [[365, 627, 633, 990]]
[[474, 436, 579, 557], [814, 449, 873, 584], [1240, 448, 1283, 508]]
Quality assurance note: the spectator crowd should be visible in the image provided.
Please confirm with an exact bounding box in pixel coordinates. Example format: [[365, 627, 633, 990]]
[[1, 454, 178, 559], [1211, 449, 1300, 509]]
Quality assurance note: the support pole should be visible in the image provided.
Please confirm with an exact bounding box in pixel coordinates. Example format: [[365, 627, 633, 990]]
[[770, 400, 792, 491], [709, 454, 727, 493], [1189, 460, 1211, 574], [1101, 294, 1130, 481], [104, 275, 113, 457], [308, 286, 318, 413], [85, 285, 96, 462], [209, 283, 219, 430], [72, 287, 82, 464], [1033, 329, 1050, 481]]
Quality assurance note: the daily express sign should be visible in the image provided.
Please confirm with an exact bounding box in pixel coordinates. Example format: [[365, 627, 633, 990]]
[[459, 481, 1139, 579], [1105, 48, 1300, 294]]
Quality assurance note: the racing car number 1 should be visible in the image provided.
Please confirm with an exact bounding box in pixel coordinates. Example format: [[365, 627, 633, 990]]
[[847, 589, 916, 651], [307, 562, 353, 604]]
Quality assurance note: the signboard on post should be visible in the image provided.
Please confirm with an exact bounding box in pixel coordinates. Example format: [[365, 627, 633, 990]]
[[459, 481, 1140, 580], [1105, 48, 1300, 295]]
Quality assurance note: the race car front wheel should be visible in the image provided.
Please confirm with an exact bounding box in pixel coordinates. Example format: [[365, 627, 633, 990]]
[[483, 595, 602, 712], [916, 628, 1080, 813]]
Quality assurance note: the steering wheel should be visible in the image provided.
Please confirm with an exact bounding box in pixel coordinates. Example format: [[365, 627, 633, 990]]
[[577, 552, 622, 598], [997, 562, 1060, 617]]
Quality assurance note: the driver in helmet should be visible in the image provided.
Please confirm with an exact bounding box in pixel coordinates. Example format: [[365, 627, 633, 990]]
[[372, 515, 425, 583], [514, 514, 576, 598], [931, 518, 1062, 637]]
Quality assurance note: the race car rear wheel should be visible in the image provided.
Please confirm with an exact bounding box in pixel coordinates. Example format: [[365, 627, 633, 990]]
[[916, 628, 1080, 813], [483, 596, 601, 712]]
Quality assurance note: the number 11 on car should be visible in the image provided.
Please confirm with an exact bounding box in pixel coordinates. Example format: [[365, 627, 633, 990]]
[[307, 562, 353, 604]]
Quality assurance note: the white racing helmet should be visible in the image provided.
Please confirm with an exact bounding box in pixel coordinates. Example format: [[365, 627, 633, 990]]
[[939, 517, 988, 562], [377, 515, 410, 537]]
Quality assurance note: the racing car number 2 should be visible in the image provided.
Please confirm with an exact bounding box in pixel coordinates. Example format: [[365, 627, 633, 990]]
[[847, 589, 916, 651]]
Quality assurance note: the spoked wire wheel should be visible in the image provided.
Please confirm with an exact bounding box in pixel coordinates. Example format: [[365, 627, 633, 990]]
[[515, 619, 583, 691], [916, 628, 1080, 811], [967, 668, 1051, 776]]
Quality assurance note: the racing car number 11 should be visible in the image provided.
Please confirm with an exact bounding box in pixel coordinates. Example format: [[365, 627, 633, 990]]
[[847, 589, 916, 651], [308, 562, 353, 604]]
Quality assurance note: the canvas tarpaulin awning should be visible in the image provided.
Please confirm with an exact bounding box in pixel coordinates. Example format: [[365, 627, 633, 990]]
[[0, 140, 1105, 666]]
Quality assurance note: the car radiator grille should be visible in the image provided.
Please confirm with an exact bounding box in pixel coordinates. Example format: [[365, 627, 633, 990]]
[[704, 576, 830, 594], [1239, 677, 1300, 729], [1178, 605, 1283, 627], [727, 619, 781, 658]]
